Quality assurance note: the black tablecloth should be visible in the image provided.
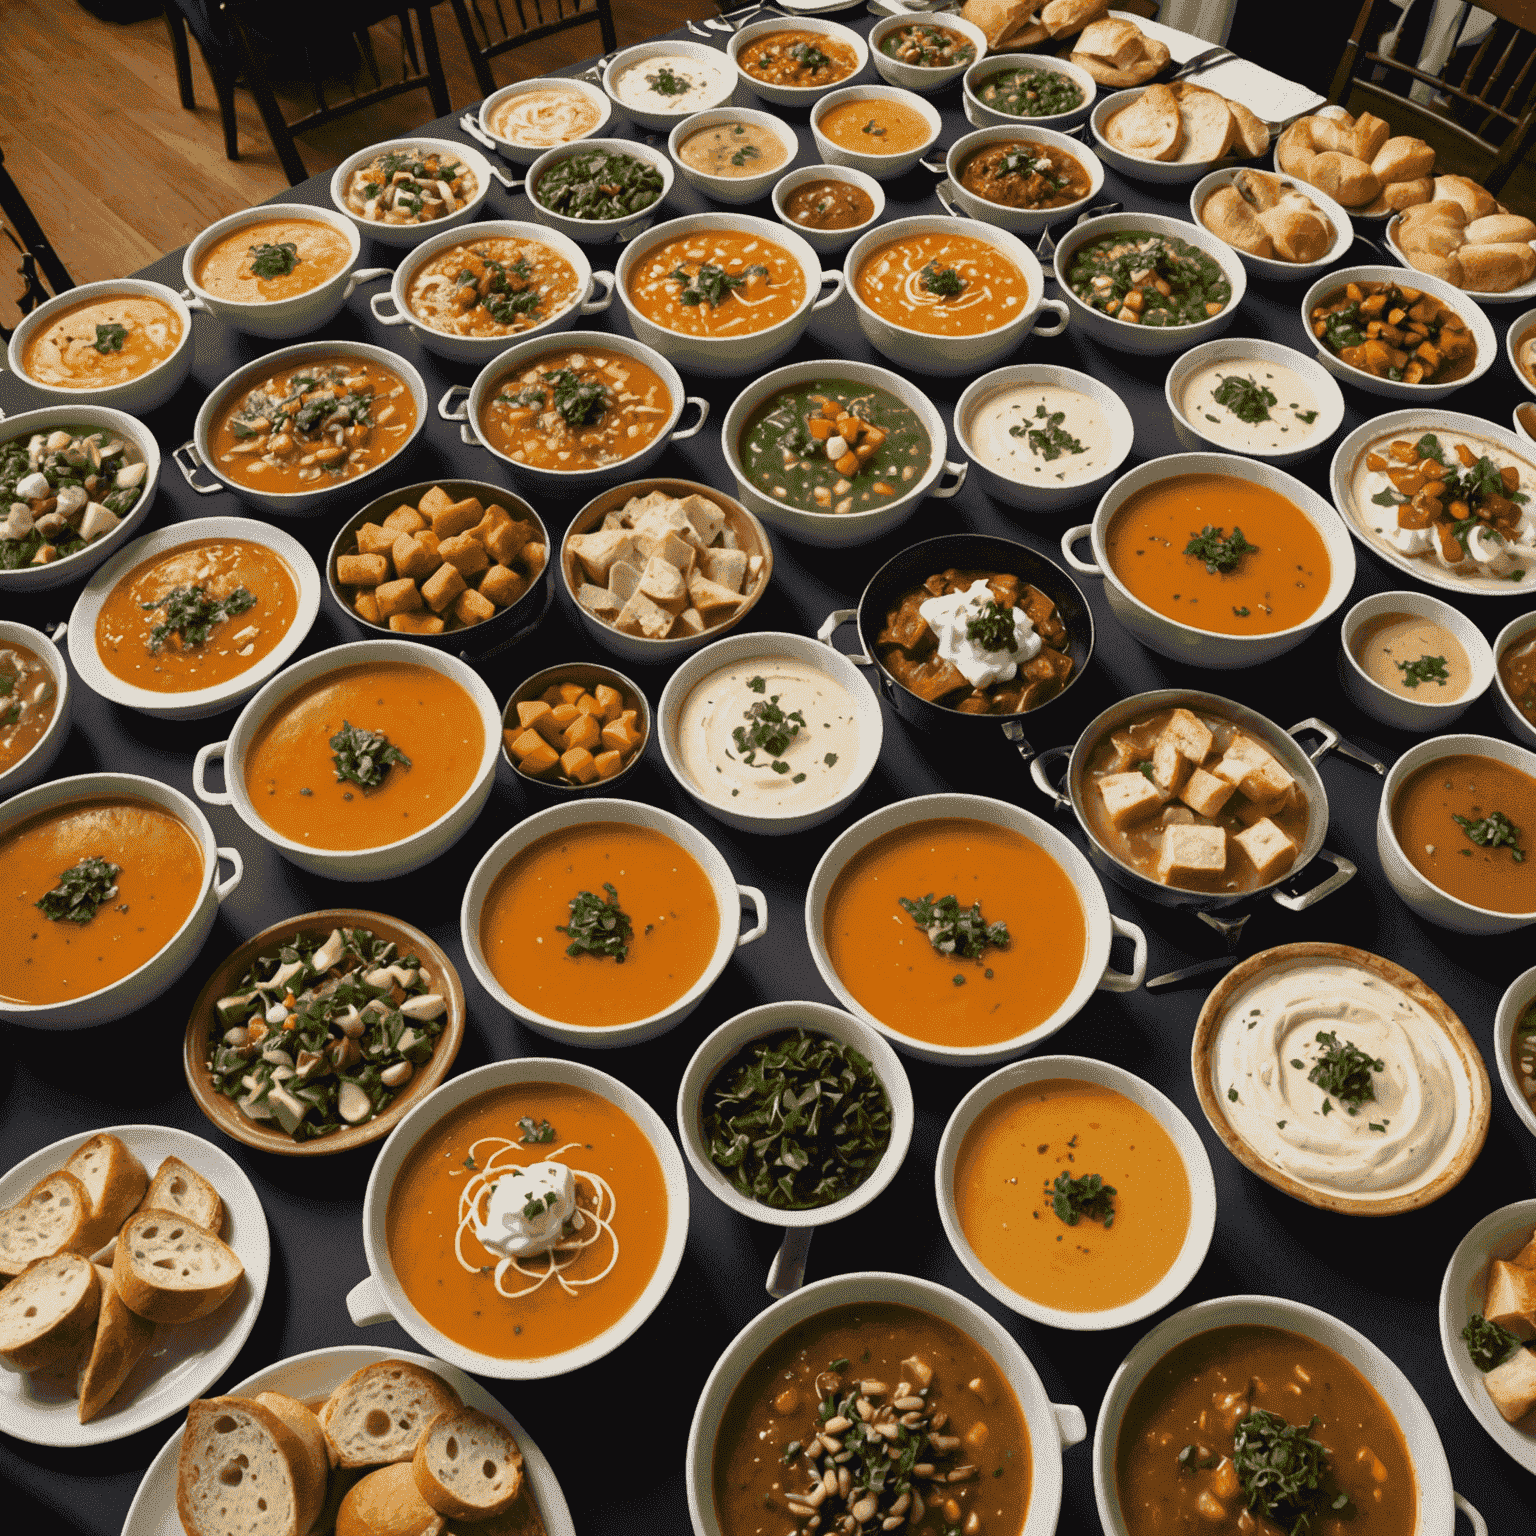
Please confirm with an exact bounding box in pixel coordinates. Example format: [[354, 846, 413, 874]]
[[2, 11, 1532, 1533]]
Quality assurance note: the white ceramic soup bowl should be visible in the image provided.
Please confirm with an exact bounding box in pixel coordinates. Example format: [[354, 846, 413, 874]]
[[1494, 966, 1536, 1140], [1092, 1293, 1482, 1536], [869, 13, 987, 94], [0, 772, 242, 1029], [846, 214, 1068, 376], [943, 124, 1106, 236], [603, 39, 739, 132], [349, 1056, 689, 1380], [1505, 305, 1536, 399], [180, 203, 387, 339], [667, 107, 800, 205], [1299, 264, 1497, 402], [657, 630, 884, 836], [1493, 608, 1536, 750], [0, 621, 69, 800], [686, 1270, 1086, 1536], [771, 163, 886, 258], [191, 639, 501, 882], [368, 218, 614, 364], [1376, 732, 1536, 935], [0, 404, 160, 593], [727, 17, 870, 110], [614, 212, 844, 377], [1338, 589, 1495, 732], [936, 1054, 1217, 1331], [1517, 401, 1536, 444], [327, 136, 498, 249], [963, 52, 1096, 130], [478, 75, 612, 166], [5, 278, 194, 414], [1060, 452, 1357, 668], [720, 358, 966, 548], [525, 137, 674, 247], [442, 329, 707, 499], [1053, 211, 1247, 357], [1189, 167, 1354, 283], [806, 792, 1147, 1067], [67, 516, 321, 722], [459, 797, 768, 1049], [810, 85, 942, 182]]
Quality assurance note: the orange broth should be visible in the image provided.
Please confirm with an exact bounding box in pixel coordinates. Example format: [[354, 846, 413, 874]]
[[854, 232, 1029, 337], [22, 294, 182, 389], [193, 217, 352, 302], [626, 231, 806, 337], [818, 98, 933, 155]]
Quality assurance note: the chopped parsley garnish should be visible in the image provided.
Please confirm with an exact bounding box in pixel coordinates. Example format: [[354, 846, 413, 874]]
[[1231, 1411, 1344, 1536], [1211, 373, 1276, 424], [1396, 653, 1450, 689], [965, 599, 1018, 652], [521, 1190, 559, 1220], [1305, 1030, 1383, 1115], [517, 1117, 556, 1145], [1415, 433, 1446, 464], [730, 143, 761, 167], [34, 857, 121, 924], [781, 40, 829, 71], [1371, 487, 1406, 507], [1184, 524, 1258, 574], [647, 65, 691, 96], [896, 892, 1008, 962], [732, 680, 806, 773], [861, 118, 887, 138], [556, 882, 633, 961], [919, 262, 965, 298], [1138, 760, 1157, 781], [670, 261, 768, 308], [329, 721, 411, 791], [248, 241, 300, 278], [1010, 403, 1086, 462], [500, 367, 610, 427], [1463, 1313, 1524, 1372], [1049, 1171, 1115, 1228], [93, 322, 128, 354], [1453, 809, 1525, 861], [142, 584, 257, 653]]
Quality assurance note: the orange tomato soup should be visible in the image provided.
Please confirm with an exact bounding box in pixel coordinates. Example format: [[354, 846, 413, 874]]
[[854, 232, 1029, 337], [954, 1079, 1191, 1313], [22, 294, 182, 389], [479, 823, 719, 1027], [1104, 473, 1332, 637], [0, 639, 59, 776], [824, 818, 1087, 1048], [244, 661, 483, 851], [95, 538, 299, 694], [0, 796, 203, 1005], [385, 1081, 670, 1360], [626, 231, 807, 337], [818, 98, 933, 155], [193, 217, 352, 302]]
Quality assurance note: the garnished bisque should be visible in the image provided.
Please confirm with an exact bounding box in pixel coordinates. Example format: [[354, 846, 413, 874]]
[[0, 640, 58, 774]]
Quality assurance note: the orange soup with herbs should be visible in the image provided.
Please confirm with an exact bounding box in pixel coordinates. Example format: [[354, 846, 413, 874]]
[[193, 217, 352, 303], [0, 638, 59, 776], [818, 97, 933, 155], [854, 232, 1030, 337], [22, 294, 183, 389], [626, 231, 807, 337]]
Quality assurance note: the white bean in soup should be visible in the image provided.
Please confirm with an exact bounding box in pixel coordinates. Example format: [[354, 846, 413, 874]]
[[967, 382, 1116, 487], [676, 122, 788, 179], [491, 86, 603, 148], [1179, 358, 1325, 453], [610, 53, 734, 115]]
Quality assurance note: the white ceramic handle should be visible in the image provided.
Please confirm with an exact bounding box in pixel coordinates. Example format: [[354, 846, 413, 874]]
[[812, 270, 845, 312], [192, 741, 233, 807], [1453, 1493, 1487, 1536], [736, 885, 768, 948], [817, 608, 874, 666], [344, 266, 392, 301], [346, 1274, 392, 1327], [487, 164, 521, 192], [1097, 915, 1147, 994], [1060, 524, 1101, 575], [1032, 297, 1071, 338], [931, 460, 968, 499], [672, 396, 711, 442], [581, 270, 616, 315], [766, 1227, 814, 1298], [1052, 1402, 1087, 1448], [213, 847, 243, 902], [179, 288, 208, 312], [369, 290, 408, 325], [438, 384, 471, 422]]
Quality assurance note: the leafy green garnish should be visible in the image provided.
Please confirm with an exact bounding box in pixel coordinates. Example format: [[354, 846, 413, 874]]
[[248, 241, 300, 279], [919, 262, 965, 298], [1184, 524, 1258, 574], [730, 143, 761, 168], [1049, 1170, 1115, 1228], [731, 682, 806, 773], [1010, 403, 1086, 462], [517, 1116, 556, 1144], [1414, 433, 1445, 464], [646, 65, 691, 96], [861, 118, 887, 138], [1211, 373, 1277, 424], [1371, 487, 1406, 507], [142, 584, 256, 653], [1463, 1312, 1524, 1372], [965, 599, 1018, 652], [897, 892, 1008, 961], [521, 1189, 559, 1220], [1453, 809, 1525, 862], [784, 41, 829, 71], [1396, 653, 1450, 689], [1231, 1411, 1343, 1536], [1306, 1030, 1383, 1115], [34, 857, 121, 924], [93, 323, 128, 354], [329, 721, 411, 791], [670, 261, 768, 308], [557, 882, 632, 961], [501, 367, 610, 428]]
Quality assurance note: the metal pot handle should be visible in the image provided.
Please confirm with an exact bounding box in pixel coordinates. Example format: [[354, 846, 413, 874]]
[[172, 441, 223, 496], [1029, 743, 1073, 814], [1288, 716, 1386, 775], [1097, 915, 1147, 994], [1453, 1493, 1487, 1536], [1269, 847, 1356, 912], [999, 719, 1035, 769], [931, 460, 968, 499], [816, 609, 872, 666]]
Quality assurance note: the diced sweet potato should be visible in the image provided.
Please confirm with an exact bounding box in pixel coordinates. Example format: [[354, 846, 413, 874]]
[[337, 552, 388, 588], [451, 587, 496, 627], [556, 684, 584, 705], [601, 718, 641, 754], [421, 561, 467, 614], [549, 702, 581, 733], [383, 505, 427, 535], [517, 699, 553, 732], [478, 564, 526, 607], [375, 577, 423, 619], [560, 747, 599, 784], [507, 728, 558, 775], [430, 495, 483, 539], [389, 611, 444, 635], [594, 749, 624, 779], [564, 713, 601, 754], [574, 692, 603, 718], [594, 685, 623, 723]]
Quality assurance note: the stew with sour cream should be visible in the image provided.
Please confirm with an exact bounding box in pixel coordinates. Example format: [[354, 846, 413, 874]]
[[193, 218, 351, 303], [626, 230, 806, 336], [489, 86, 602, 148]]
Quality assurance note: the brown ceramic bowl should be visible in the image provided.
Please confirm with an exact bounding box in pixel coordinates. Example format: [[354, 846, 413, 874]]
[[1192, 942, 1490, 1216], [183, 909, 465, 1156]]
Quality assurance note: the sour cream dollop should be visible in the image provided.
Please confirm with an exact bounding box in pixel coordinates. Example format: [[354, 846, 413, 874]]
[[918, 579, 1041, 689], [474, 1159, 576, 1259]]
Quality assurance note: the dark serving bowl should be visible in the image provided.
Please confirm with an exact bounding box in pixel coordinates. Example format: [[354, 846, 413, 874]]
[[501, 659, 651, 797]]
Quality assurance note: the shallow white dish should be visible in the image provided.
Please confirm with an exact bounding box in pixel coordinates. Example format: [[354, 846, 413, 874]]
[[942, 124, 1105, 236], [667, 107, 800, 205], [0, 620, 69, 799], [327, 136, 497, 248], [477, 74, 613, 166], [962, 52, 1096, 131], [727, 17, 870, 110], [0, 1123, 269, 1448], [122, 1345, 574, 1536], [1188, 167, 1354, 282], [770, 163, 885, 257], [68, 517, 320, 722], [1091, 87, 1263, 185], [604, 39, 739, 132], [811, 84, 941, 181], [1493, 608, 1536, 748], [868, 12, 987, 94], [1385, 214, 1536, 305], [1507, 306, 1536, 398], [1493, 968, 1536, 1140], [524, 137, 675, 247]]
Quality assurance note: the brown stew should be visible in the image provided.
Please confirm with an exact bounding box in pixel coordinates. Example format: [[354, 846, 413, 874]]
[[1501, 630, 1536, 728], [783, 178, 876, 231], [1309, 280, 1476, 386], [958, 141, 1091, 210]]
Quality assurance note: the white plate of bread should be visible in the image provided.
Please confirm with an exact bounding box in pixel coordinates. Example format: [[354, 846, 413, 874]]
[[0, 1125, 268, 1446], [961, 0, 1131, 59], [1385, 176, 1536, 302], [1091, 82, 1271, 184], [122, 1346, 576, 1536], [1192, 167, 1354, 280]]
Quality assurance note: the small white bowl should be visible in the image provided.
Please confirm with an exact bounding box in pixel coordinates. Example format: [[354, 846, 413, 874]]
[[603, 40, 739, 132], [1518, 402, 1536, 444], [811, 84, 941, 181], [525, 137, 674, 247], [1506, 305, 1536, 399], [1494, 608, 1536, 749], [1091, 87, 1257, 185], [1299, 264, 1497, 401], [0, 621, 69, 799], [770, 164, 885, 257], [943, 124, 1105, 236], [1164, 337, 1346, 465], [936, 1054, 1217, 1331], [0, 406, 160, 593], [67, 517, 321, 722], [328, 136, 496, 249], [459, 797, 767, 1049], [368, 218, 613, 364], [868, 12, 987, 93], [1494, 968, 1536, 1140], [1189, 167, 1354, 282], [1053, 211, 1247, 356], [954, 363, 1134, 512], [6, 279, 193, 414], [727, 17, 870, 110], [0, 772, 242, 1029], [191, 639, 501, 882], [477, 75, 612, 166], [1377, 732, 1536, 934], [1338, 589, 1496, 731], [962, 52, 1096, 130], [349, 1057, 689, 1379], [1061, 452, 1357, 668], [667, 107, 799, 205], [657, 630, 883, 835]]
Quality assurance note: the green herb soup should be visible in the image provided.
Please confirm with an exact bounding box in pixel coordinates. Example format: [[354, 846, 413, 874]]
[[1067, 230, 1231, 327], [534, 147, 665, 222], [974, 66, 1084, 118]]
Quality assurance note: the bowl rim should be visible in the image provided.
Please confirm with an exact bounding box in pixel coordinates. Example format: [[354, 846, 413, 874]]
[[770, 162, 887, 240], [666, 105, 800, 192], [603, 37, 741, 121], [1504, 304, 1536, 398], [181, 202, 362, 311], [961, 50, 1097, 126], [1189, 166, 1355, 276], [477, 73, 612, 153], [525, 136, 675, 233], [500, 657, 651, 792], [1191, 940, 1491, 1214], [1493, 608, 1536, 741], [810, 81, 943, 164], [943, 122, 1105, 223], [1493, 967, 1536, 1140], [326, 134, 494, 235], [726, 15, 871, 99], [0, 620, 69, 793], [868, 11, 989, 82], [1338, 587, 1497, 716]]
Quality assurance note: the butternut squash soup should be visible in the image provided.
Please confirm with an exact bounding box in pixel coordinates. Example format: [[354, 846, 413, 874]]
[[479, 823, 719, 1028], [243, 661, 483, 852], [385, 1081, 670, 1360], [854, 233, 1030, 337], [0, 639, 58, 775], [0, 796, 203, 1006], [824, 818, 1087, 1049], [95, 538, 299, 694], [954, 1079, 1191, 1313], [406, 235, 581, 340], [21, 294, 182, 389], [1391, 753, 1536, 914], [1104, 474, 1332, 637], [193, 218, 352, 302], [626, 231, 807, 337], [818, 97, 934, 156]]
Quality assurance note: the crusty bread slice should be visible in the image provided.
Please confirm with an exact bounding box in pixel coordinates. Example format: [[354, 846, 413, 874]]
[[0, 1170, 93, 1277], [76, 1262, 155, 1423], [139, 1155, 223, 1235], [65, 1133, 148, 1253], [256, 1390, 335, 1486], [338, 1464, 445, 1536], [321, 1361, 461, 1469], [177, 1396, 321, 1536], [0, 1252, 100, 1372], [412, 1407, 522, 1520], [443, 1486, 548, 1536], [113, 1209, 244, 1324]]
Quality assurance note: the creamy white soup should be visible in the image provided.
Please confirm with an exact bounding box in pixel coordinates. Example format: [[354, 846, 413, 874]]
[[490, 86, 603, 148], [966, 383, 1115, 487], [610, 54, 736, 116], [677, 122, 788, 179], [1179, 359, 1324, 453]]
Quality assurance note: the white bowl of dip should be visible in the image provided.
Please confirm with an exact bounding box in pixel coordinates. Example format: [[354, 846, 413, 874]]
[[478, 76, 613, 166], [1494, 609, 1536, 750], [657, 630, 884, 836], [668, 108, 799, 206], [0, 621, 70, 800], [604, 40, 739, 133], [1494, 967, 1536, 1140], [810, 85, 942, 182]]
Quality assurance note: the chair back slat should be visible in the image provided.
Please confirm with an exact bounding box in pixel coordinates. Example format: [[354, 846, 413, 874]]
[[448, 0, 616, 95]]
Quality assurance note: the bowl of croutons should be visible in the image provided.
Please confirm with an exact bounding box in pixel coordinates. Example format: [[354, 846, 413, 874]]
[[501, 661, 650, 794], [327, 479, 552, 655]]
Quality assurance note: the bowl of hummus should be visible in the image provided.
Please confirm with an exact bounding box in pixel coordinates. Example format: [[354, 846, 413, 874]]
[[1192, 943, 1489, 1215]]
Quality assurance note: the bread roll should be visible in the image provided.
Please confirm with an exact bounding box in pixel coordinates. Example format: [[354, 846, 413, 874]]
[[1434, 174, 1497, 221], [1401, 248, 1462, 285], [1459, 241, 1536, 292], [1381, 177, 1434, 212], [1201, 186, 1274, 256], [1106, 84, 1183, 161], [412, 1407, 523, 1521], [1042, 0, 1107, 38], [1257, 200, 1332, 263], [338, 1464, 445, 1536], [178, 1397, 326, 1536], [1398, 199, 1468, 256], [1276, 124, 1317, 179], [1074, 14, 1141, 66], [1228, 102, 1270, 158], [0, 1252, 99, 1372], [961, 0, 1035, 48], [1309, 151, 1379, 206], [1231, 168, 1282, 211], [1370, 135, 1435, 183], [76, 1263, 155, 1423], [257, 1391, 335, 1485], [1350, 112, 1392, 162], [1071, 37, 1165, 87], [997, 18, 1050, 48], [1309, 115, 1358, 156], [1465, 213, 1536, 246], [1176, 87, 1238, 163]]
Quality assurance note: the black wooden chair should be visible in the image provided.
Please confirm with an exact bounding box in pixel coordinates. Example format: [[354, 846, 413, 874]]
[[0, 149, 73, 345], [446, 0, 617, 99], [162, 1, 453, 186]]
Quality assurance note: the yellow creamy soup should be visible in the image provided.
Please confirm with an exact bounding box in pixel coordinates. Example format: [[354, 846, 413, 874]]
[[819, 98, 933, 155], [23, 296, 182, 388], [193, 219, 352, 302]]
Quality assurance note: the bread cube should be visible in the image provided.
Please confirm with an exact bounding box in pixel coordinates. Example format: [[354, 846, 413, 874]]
[[1485, 1346, 1536, 1424], [640, 555, 688, 612], [451, 587, 496, 627], [675, 608, 706, 637], [355, 522, 397, 557], [1486, 1260, 1536, 1339], [479, 565, 526, 608], [1097, 771, 1165, 829], [577, 583, 621, 618], [1162, 708, 1214, 764], [1180, 767, 1236, 819], [437, 532, 490, 579], [1242, 757, 1297, 814], [375, 577, 423, 619], [354, 590, 381, 625], [1103, 731, 1140, 774], [1512, 1235, 1536, 1271], [421, 561, 467, 615], [698, 546, 748, 593], [687, 568, 745, 620], [594, 749, 624, 780], [602, 718, 641, 754], [653, 530, 696, 575], [518, 541, 546, 575], [389, 611, 444, 635], [614, 591, 676, 639], [564, 713, 601, 754], [608, 560, 643, 603], [430, 495, 483, 539], [678, 493, 726, 546], [392, 533, 441, 583], [416, 529, 440, 556], [473, 502, 514, 542], [417, 485, 454, 517], [1157, 824, 1227, 885], [1233, 818, 1297, 884], [560, 747, 599, 785], [574, 692, 603, 718], [1151, 735, 1192, 793], [382, 506, 427, 535], [594, 685, 623, 724], [337, 552, 389, 588], [568, 529, 641, 583], [485, 517, 535, 568], [517, 699, 553, 732]]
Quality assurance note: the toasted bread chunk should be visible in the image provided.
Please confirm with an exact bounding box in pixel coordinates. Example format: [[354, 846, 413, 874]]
[[0, 1251, 99, 1371], [576, 583, 621, 619], [421, 561, 468, 615], [1486, 1259, 1536, 1339], [1179, 767, 1236, 819], [1233, 818, 1297, 884], [686, 568, 745, 620], [356, 522, 396, 557], [638, 555, 687, 612], [697, 546, 748, 593], [1511, 1234, 1536, 1270], [383, 506, 427, 536], [1098, 771, 1165, 829], [479, 565, 526, 608], [1162, 708, 1214, 763], [414, 1406, 523, 1521], [77, 1262, 155, 1423], [451, 588, 496, 628], [677, 494, 727, 546], [338, 1463, 445, 1536], [430, 496, 483, 539], [256, 1390, 335, 1482], [418, 486, 454, 517], [65, 1133, 149, 1253], [139, 1156, 224, 1235], [613, 591, 676, 639], [1157, 824, 1227, 885], [567, 529, 640, 583], [0, 1169, 94, 1277], [113, 1209, 244, 1324], [1485, 1346, 1536, 1424], [322, 1359, 462, 1468], [178, 1396, 324, 1536]]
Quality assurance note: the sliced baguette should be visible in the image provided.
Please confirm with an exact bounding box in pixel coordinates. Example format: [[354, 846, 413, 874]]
[[413, 1407, 522, 1520], [0, 1170, 93, 1277], [177, 1396, 323, 1536], [256, 1390, 335, 1484], [443, 1486, 548, 1536], [321, 1360, 461, 1469], [113, 1209, 244, 1323], [65, 1133, 149, 1252], [338, 1463, 445, 1536], [76, 1262, 155, 1422], [139, 1155, 224, 1235], [0, 1252, 100, 1372]]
